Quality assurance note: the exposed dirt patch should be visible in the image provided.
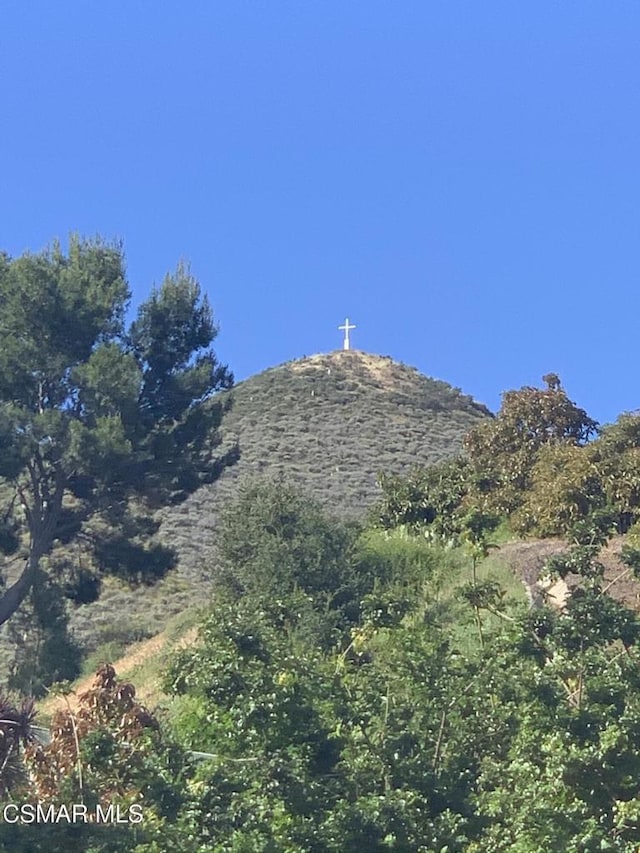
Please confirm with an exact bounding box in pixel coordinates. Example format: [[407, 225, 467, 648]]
[[496, 536, 640, 611], [345, 351, 398, 387], [598, 536, 640, 608], [539, 577, 571, 609], [497, 539, 567, 607], [287, 350, 399, 388]]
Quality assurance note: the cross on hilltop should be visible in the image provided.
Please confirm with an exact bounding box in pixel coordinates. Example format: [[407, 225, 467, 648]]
[[338, 317, 356, 350]]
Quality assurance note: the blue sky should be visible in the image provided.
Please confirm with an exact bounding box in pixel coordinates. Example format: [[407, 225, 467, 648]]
[[2, 2, 639, 425]]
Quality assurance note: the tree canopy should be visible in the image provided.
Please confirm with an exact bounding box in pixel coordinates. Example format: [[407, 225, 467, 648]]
[[464, 374, 598, 517], [0, 236, 236, 628], [375, 376, 607, 541]]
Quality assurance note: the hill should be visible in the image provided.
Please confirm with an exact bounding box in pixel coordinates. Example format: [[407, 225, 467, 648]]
[[68, 349, 491, 651], [158, 350, 491, 573]]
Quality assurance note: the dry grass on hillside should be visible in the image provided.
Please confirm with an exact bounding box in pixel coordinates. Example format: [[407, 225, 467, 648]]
[[40, 622, 199, 720]]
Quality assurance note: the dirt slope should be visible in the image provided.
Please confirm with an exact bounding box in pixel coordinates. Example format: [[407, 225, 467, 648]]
[[496, 536, 640, 610]]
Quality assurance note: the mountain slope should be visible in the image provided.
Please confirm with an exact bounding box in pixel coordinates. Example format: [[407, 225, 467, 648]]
[[159, 349, 490, 580], [69, 350, 491, 649]]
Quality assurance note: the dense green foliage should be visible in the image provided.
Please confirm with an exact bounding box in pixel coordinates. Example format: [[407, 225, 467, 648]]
[[218, 480, 441, 649], [219, 479, 358, 604], [376, 457, 472, 540], [4, 483, 640, 851], [0, 237, 235, 677], [377, 376, 640, 542], [464, 374, 597, 506], [165, 509, 640, 852]]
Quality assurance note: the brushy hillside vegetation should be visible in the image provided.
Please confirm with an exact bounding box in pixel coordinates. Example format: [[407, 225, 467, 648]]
[[13, 474, 640, 852], [160, 349, 490, 572], [9, 363, 640, 850], [64, 350, 490, 655]]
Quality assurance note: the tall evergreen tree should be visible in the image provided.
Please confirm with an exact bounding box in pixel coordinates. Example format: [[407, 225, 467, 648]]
[[0, 236, 236, 626]]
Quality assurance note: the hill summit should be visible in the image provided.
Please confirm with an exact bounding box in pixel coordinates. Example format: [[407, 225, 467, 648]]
[[160, 349, 491, 578], [68, 349, 491, 653]]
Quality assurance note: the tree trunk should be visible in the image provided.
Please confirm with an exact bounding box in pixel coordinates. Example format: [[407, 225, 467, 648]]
[[0, 509, 57, 627], [0, 550, 41, 627], [0, 474, 66, 626]]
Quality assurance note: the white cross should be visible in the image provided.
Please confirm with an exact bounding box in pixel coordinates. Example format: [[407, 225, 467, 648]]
[[338, 317, 356, 350]]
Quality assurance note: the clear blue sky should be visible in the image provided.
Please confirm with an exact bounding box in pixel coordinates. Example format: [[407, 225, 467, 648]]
[[2, 2, 639, 425]]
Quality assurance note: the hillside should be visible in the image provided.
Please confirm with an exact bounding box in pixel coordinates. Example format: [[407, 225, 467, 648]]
[[158, 350, 491, 577], [68, 350, 491, 651]]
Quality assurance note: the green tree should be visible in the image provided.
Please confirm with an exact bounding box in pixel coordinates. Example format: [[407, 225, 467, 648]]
[[458, 508, 500, 648], [219, 480, 371, 644], [166, 596, 343, 852], [514, 442, 605, 536], [464, 374, 597, 516], [376, 457, 471, 541], [470, 516, 640, 852], [589, 412, 640, 532], [0, 237, 235, 627]]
